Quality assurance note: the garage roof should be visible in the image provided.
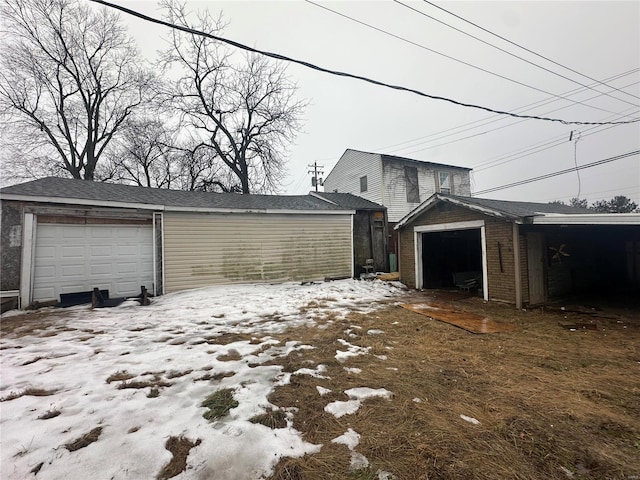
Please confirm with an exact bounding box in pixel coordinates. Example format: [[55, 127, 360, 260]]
[[396, 193, 639, 227], [310, 192, 386, 210], [0, 177, 354, 214]]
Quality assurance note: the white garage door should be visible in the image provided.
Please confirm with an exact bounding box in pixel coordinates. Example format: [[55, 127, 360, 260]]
[[32, 223, 153, 302]]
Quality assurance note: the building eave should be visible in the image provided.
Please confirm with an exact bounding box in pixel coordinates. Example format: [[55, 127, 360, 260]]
[[0, 193, 355, 216], [531, 213, 640, 225]]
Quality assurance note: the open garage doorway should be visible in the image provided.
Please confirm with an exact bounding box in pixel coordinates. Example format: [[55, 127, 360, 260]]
[[414, 221, 487, 299]]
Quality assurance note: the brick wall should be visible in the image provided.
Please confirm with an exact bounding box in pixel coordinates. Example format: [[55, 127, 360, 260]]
[[397, 202, 530, 305]]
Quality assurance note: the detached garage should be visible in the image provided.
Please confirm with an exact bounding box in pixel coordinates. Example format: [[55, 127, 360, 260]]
[[1, 177, 356, 309], [396, 194, 640, 308]]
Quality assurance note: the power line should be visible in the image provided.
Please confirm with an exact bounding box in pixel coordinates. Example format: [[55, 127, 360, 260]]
[[304, 0, 624, 116], [471, 109, 637, 172], [394, 0, 640, 109], [388, 83, 640, 157], [472, 150, 639, 195], [424, 0, 640, 103], [393, 0, 640, 107], [374, 69, 640, 152], [89, 0, 640, 126]]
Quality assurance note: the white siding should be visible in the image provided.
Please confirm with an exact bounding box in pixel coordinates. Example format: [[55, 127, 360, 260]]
[[323, 150, 384, 204], [163, 212, 352, 293]]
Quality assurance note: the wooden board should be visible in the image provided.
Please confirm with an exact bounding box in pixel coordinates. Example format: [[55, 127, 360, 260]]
[[401, 303, 516, 334]]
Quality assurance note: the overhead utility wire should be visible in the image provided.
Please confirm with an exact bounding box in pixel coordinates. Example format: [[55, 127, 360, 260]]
[[471, 107, 638, 172], [305, 0, 622, 116], [396, 0, 639, 108], [472, 150, 640, 196], [472, 120, 631, 173], [375, 68, 640, 152], [424, 0, 640, 102], [89, 0, 639, 126], [392, 82, 640, 157]]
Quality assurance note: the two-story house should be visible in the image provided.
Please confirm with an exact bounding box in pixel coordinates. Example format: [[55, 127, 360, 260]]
[[323, 149, 472, 269]]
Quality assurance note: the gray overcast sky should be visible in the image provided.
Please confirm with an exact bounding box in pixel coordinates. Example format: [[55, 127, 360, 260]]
[[119, 0, 639, 204]]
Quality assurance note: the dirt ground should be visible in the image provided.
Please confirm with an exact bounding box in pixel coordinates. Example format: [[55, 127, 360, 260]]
[[265, 290, 640, 480]]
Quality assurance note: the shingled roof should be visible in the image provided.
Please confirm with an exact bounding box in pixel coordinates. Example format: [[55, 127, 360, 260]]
[[0, 177, 351, 212], [310, 192, 385, 210], [396, 193, 593, 227]]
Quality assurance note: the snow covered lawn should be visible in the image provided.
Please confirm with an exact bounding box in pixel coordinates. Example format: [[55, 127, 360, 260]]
[[0, 280, 404, 480]]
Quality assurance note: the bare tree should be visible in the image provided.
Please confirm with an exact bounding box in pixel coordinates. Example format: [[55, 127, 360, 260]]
[[111, 118, 179, 188], [0, 0, 153, 181], [160, 2, 306, 194]]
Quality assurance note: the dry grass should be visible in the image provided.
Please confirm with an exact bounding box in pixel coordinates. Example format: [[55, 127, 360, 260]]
[[106, 370, 135, 383], [1, 387, 57, 402], [64, 427, 102, 452], [250, 409, 288, 429], [157, 436, 202, 480], [265, 291, 640, 480]]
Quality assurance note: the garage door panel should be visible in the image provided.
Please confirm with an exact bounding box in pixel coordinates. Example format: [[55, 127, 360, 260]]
[[61, 264, 85, 277], [33, 224, 153, 302], [90, 245, 114, 256], [34, 265, 55, 278], [90, 263, 112, 275], [62, 245, 85, 259]]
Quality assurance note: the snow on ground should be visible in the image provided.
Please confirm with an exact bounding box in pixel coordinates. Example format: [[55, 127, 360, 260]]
[[0, 280, 403, 480]]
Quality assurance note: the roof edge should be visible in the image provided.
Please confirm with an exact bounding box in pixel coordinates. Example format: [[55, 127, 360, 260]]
[[395, 194, 526, 229]]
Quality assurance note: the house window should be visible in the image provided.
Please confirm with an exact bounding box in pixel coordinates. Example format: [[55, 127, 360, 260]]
[[438, 171, 451, 194], [404, 166, 420, 203], [360, 175, 367, 193]]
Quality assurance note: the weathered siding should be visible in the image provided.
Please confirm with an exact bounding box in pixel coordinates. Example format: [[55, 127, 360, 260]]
[[163, 212, 352, 293], [0, 200, 23, 291], [398, 203, 525, 304], [382, 161, 436, 222], [323, 150, 384, 205], [382, 161, 472, 222], [452, 171, 471, 196]]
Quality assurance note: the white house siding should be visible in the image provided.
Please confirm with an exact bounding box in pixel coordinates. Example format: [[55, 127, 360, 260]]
[[163, 212, 353, 293], [323, 150, 384, 205]]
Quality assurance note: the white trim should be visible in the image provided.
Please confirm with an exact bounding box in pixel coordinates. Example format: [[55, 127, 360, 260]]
[[152, 213, 157, 296], [414, 231, 422, 289], [412, 220, 488, 300], [153, 212, 167, 295], [165, 206, 355, 215], [0, 290, 20, 298], [480, 224, 488, 301], [350, 214, 355, 278], [532, 213, 640, 225], [19, 213, 36, 308], [413, 219, 485, 233], [1, 193, 164, 211]]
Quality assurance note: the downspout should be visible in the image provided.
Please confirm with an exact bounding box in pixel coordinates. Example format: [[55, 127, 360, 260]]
[[513, 223, 522, 309]]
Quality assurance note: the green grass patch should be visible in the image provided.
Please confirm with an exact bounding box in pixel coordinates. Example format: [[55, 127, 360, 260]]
[[201, 389, 238, 421]]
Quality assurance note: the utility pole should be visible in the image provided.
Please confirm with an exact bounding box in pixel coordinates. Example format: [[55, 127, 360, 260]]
[[308, 162, 324, 192]]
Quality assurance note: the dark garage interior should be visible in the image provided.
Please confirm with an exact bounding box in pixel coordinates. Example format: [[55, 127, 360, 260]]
[[421, 229, 482, 289], [533, 225, 640, 307]]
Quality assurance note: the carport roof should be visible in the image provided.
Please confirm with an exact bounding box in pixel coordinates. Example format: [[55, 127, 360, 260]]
[[395, 193, 628, 228], [0, 177, 353, 213]]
